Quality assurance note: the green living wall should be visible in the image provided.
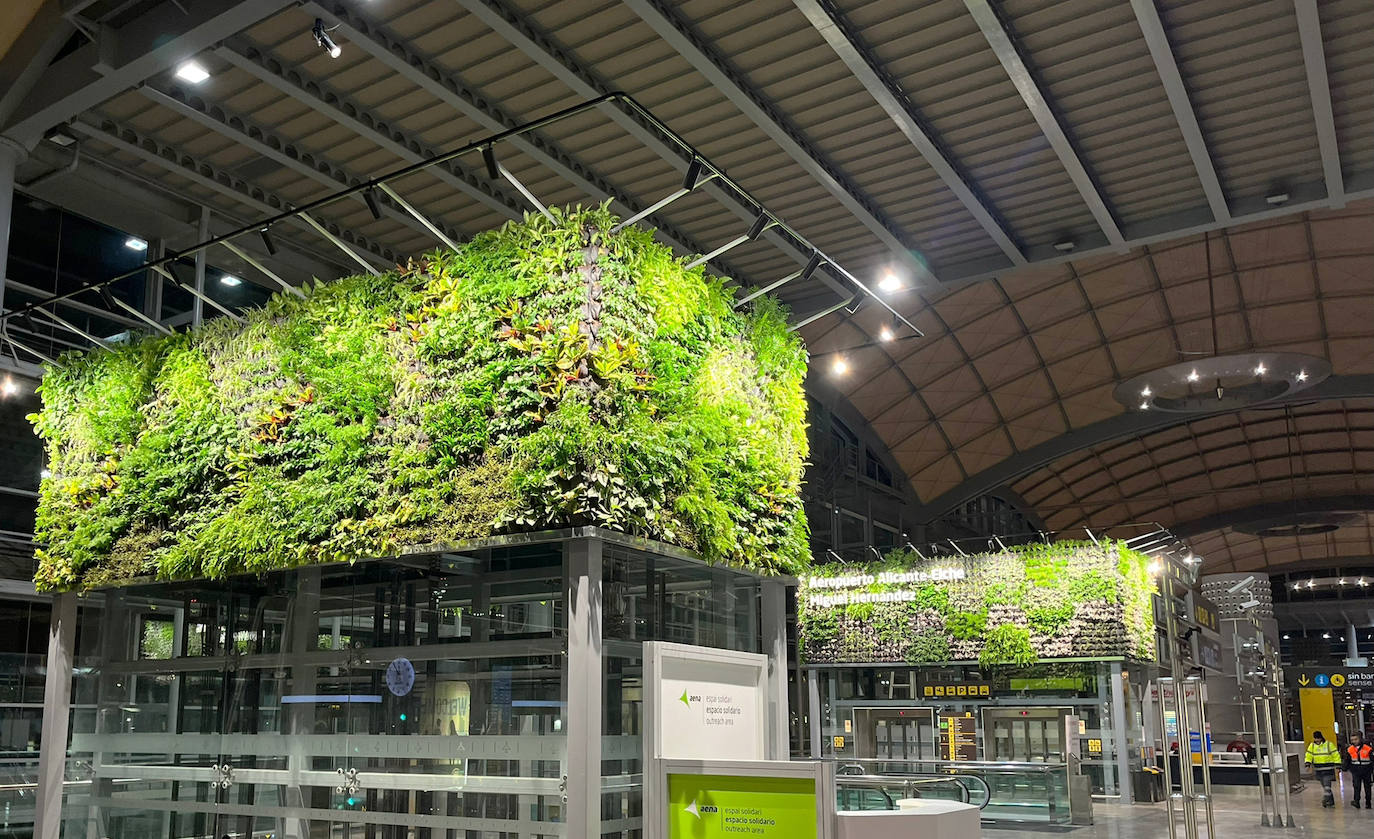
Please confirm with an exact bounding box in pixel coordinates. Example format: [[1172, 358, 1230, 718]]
[[798, 541, 1156, 669], [30, 206, 810, 591]]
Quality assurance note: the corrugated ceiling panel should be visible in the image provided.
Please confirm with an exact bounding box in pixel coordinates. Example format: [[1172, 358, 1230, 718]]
[[1000, 0, 1208, 227], [1318, 0, 1374, 180], [1161, 0, 1323, 200], [840, 0, 1100, 254]]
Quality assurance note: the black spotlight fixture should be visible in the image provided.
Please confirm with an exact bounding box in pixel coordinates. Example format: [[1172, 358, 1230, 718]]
[[312, 18, 342, 59], [482, 145, 500, 181], [259, 225, 277, 256], [363, 187, 382, 221]]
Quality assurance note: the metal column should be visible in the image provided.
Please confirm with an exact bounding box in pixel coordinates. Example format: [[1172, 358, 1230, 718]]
[[761, 579, 790, 759], [1157, 683, 1179, 839], [0, 140, 20, 315], [1111, 663, 1133, 803], [34, 592, 75, 839], [565, 537, 603, 839], [808, 670, 823, 758]]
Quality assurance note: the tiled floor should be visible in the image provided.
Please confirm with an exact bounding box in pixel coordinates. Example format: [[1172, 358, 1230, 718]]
[[988, 778, 1367, 838]]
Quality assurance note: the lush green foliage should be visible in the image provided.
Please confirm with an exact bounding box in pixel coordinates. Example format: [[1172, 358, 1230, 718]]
[[31, 207, 811, 590], [797, 540, 1157, 667]]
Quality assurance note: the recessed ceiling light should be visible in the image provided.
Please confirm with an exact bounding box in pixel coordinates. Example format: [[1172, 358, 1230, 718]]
[[1186, 369, 1199, 383], [124, 237, 147, 251], [832, 357, 848, 376], [175, 61, 211, 84], [1265, 192, 1290, 206], [1297, 370, 1308, 381], [220, 275, 242, 287], [1139, 400, 1150, 410], [1253, 362, 1267, 376], [1140, 385, 1152, 398], [1323, 632, 1331, 639], [1053, 240, 1075, 253], [1, 379, 16, 397], [878, 325, 894, 342], [878, 273, 901, 293], [44, 129, 77, 147], [1283, 634, 1289, 640]]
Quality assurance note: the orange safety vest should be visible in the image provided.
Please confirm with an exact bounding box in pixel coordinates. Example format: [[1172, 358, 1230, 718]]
[[1347, 743, 1374, 767]]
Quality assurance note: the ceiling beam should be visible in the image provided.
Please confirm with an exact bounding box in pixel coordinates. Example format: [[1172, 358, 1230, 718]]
[[1172, 495, 1374, 539], [0, 0, 73, 129], [1294, 0, 1345, 208], [962, 0, 1125, 248], [913, 373, 1374, 523], [310, 0, 751, 280], [1, 0, 295, 147], [139, 83, 471, 247], [67, 117, 396, 270], [449, 0, 852, 301], [620, 0, 936, 285], [792, 0, 1024, 267], [1130, 0, 1229, 224]]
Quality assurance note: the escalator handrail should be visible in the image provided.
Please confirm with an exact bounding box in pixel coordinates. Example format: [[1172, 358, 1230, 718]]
[[834, 772, 990, 809]]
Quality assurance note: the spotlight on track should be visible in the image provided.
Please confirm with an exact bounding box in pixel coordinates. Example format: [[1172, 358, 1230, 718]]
[[363, 187, 382, 221], [878, 272, 901, 293], [220, 275, 242, 287], [313, 18, 342, 59], [259, 226, 277, 256]]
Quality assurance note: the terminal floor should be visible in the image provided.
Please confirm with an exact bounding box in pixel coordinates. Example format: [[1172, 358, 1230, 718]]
[[988, 780, 1360, 837]]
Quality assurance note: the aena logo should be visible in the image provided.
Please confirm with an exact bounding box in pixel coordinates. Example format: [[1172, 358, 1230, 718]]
[[684, 799, 718, 818], [679, 690, 701, 708]]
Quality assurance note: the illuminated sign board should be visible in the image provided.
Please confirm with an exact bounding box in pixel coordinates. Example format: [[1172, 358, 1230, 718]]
[[804, 566, 968, 608]]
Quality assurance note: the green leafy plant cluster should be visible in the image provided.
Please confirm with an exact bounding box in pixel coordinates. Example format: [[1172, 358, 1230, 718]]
[[30, 206, 811, 591], [798, 540, 1157, 668]]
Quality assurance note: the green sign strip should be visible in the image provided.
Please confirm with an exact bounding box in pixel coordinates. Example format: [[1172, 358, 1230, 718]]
[[667, 773, 817, 839]]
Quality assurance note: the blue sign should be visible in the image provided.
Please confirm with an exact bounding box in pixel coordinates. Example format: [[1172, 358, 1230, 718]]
[[1315, 673, 1331, 688]]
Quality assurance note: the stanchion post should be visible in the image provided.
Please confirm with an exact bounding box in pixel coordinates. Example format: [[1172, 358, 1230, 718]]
[[1251, 697, 1271, 826], [1191, 677, 1215, 836], [1159, 680, 1180, 839]]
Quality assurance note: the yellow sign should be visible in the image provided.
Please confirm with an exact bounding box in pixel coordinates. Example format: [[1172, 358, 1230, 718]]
[[923, 683, 991, 698], [1332, 674, 1347, 687], [832, 736, 846, 749], [844, 719, 852, 734], [1088, 739, 1102, 754]]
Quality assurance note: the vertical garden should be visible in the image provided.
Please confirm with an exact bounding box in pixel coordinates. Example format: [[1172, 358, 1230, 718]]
[[29, 207, 811, 591], [797, 541, 1157, 668]]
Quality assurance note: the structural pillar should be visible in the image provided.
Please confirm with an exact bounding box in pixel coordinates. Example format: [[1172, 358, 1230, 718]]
[[808, 670, 823, 758], [565, 538, 603, 839], [1110, 662, 1132, 804], [761, 579, 789, 759], [34, 592, 75, 839], [0, 139, 23, 315]]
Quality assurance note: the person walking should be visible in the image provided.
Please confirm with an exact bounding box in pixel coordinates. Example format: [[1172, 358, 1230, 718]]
[[1345, 730, 1374, 808], [1307, 730, 1341, 807]]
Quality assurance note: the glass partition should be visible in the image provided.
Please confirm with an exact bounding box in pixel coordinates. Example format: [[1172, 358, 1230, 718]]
[[831, 757, 1069, 824], [51, 530, 772, 838]]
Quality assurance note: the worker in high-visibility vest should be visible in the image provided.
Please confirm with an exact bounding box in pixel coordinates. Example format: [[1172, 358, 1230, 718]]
[[1307, 730, 1342, 807], [1345, 730, 1374, 808]]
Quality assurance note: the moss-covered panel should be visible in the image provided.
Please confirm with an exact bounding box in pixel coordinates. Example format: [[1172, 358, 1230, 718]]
[[798, 541, 1157, 667], [30, 208, 810, 590]]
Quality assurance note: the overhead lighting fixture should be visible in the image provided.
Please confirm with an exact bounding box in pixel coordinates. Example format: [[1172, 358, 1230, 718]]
[[1053, 240, 1075, 253], [1186, 369, 1199, 383], [40, 468, 51, 480], [1283, 634, 1290, 640], [879, 325, 894, 342], [220, 275, 242, 287], [1138, 400, 1149, 410], [1253, 362, 1267, 376], [44, 128, 77, 147], [124, 237, 147, 252], [1, 378, 17, 397], [878, 272, 901, 293], [1323, 632, 1331, 639], [832, 357, 848, 376], [174, 61, 211, 85], [313, 18, 342, 59], [1297, 370, 1308, 382], [1140, 385, 1152, 398], [259, 226, 277, 256], [1265, 192, 1290, 206]]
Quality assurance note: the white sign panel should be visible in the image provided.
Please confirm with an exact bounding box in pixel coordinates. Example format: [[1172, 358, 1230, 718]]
[[659, 656, 765, 761]]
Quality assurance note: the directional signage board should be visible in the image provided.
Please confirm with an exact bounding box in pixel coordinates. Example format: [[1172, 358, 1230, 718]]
[[1291, 667, 1372, 690]]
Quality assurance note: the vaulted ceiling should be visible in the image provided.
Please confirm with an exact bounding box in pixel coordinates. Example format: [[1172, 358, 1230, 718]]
[[3, 0, 1373, 575]]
